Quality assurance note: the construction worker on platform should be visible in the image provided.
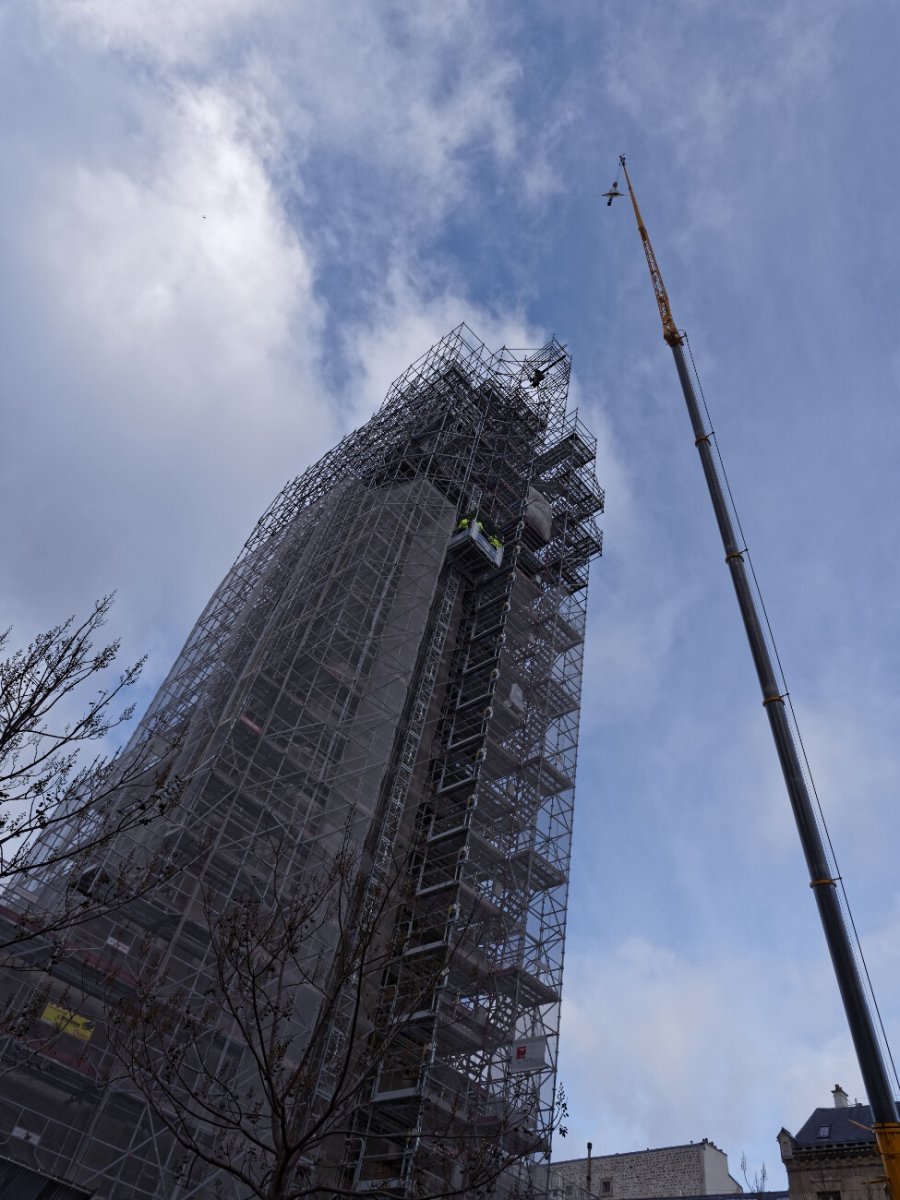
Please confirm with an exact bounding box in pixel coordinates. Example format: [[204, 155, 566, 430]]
[[456, 514, 501, 551]]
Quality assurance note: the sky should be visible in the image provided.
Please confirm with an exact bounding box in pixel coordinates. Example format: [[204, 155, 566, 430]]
[[2, 0, 900, 1187]]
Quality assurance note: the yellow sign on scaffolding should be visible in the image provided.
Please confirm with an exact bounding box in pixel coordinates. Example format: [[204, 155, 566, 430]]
[[39, 1003, 95, 1042]]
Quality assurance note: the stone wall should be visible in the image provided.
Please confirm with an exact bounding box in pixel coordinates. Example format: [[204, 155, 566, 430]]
[[553, 1140, 742, 1199], [783, 1147, 885, 1200]]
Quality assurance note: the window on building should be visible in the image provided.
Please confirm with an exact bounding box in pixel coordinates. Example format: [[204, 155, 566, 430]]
[[601, 1181, 612, 1195], [817, 1125, 831, 1137], [816, 1191, 840, 1200]]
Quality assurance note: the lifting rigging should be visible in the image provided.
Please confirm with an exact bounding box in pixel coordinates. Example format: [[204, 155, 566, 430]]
[[612, 153, 900, 1197]]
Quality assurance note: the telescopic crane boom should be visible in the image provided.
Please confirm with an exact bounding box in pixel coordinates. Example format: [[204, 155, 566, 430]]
[[614, 154, 900, 1196]]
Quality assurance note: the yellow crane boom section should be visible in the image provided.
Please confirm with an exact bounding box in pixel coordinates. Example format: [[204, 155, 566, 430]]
[[618, 155, 683, 347]]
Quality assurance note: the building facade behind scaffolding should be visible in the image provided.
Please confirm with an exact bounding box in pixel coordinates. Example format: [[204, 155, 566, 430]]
[[0, 326, 603, 1199]]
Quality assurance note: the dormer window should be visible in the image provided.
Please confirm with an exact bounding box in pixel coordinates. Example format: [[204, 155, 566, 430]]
[[817, 1125, 831, 1138]]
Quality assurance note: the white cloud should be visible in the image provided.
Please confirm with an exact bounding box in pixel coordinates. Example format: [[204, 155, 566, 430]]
[[1, 0, 533, 663], [43, 0, 522, 217], [343, 264, 540, 428], [40, 83, 318, 385], [559, 935, 870, 1184], [604, 4, 838, 158], [0, 60, 333, 657], [40, 0, 270, 67], [601, 3, 841, 269]]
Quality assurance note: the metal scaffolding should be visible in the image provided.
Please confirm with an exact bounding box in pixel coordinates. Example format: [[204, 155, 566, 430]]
[[0, 325, 602, 1200]]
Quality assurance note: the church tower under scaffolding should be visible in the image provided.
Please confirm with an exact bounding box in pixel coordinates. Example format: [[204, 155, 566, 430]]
[[0, 325, 603, 1199]]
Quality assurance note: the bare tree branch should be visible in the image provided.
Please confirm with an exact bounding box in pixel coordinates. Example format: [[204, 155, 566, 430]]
[[104, 828, 564, 1200], [0, 597, 185, 952]]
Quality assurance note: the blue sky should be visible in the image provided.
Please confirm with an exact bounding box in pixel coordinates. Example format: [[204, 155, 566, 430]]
[[2, 1, 899, 1186]]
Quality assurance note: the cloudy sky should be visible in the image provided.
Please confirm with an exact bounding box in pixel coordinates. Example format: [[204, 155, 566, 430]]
[[3, 0, 900, 1186]]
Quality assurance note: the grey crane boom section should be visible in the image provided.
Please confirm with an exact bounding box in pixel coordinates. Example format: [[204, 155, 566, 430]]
[[671, 338, 896, 1125], [615, 154, 898, 1137]]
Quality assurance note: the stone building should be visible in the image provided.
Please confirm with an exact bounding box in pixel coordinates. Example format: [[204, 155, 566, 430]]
[[553, 1139, 743, 1199], [778, 1086, 887, 1200]]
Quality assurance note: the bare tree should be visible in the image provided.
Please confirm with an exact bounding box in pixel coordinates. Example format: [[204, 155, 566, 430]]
[[106, 831, 567, 1200], [0, 596, 180, 949], [740, 1152, 769, 1196]]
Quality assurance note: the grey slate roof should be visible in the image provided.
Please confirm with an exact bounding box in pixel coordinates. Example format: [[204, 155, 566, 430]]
[[794, 1104, 875, 1148]]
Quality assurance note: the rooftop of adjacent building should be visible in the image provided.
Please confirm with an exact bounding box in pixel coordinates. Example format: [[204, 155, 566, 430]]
[[793, 1104, 874, 1148], [554, 1139, 730, 1165], [779, 1084, 881, 1157]]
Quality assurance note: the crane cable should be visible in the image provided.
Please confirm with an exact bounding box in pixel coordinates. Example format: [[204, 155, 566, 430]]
[[683, 331, 900, 1097]]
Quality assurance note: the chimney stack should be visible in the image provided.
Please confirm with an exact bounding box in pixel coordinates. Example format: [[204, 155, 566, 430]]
[[832, 1084, 849, 1108]]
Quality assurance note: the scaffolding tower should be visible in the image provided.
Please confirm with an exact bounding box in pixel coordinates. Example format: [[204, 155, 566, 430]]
[[0, 325, 602, 1200]]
